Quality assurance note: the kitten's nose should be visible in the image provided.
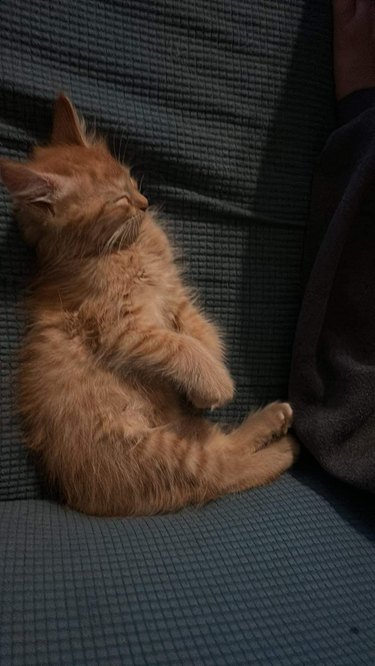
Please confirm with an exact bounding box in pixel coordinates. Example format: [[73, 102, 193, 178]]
[[134, 193, 148, 210]]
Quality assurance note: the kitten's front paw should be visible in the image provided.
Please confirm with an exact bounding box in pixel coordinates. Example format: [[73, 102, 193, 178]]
[[190, 370, 235, 410]]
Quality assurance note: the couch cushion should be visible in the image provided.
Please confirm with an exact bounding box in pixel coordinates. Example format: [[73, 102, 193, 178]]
[[0, 459, 374, 665], [0, 0, 333, 499]]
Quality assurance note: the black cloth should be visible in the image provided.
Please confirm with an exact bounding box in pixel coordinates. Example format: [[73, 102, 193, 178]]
[[290, 88, 375, 493]]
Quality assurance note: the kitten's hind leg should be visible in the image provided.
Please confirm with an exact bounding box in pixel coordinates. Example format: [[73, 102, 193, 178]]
[[63, 403, 298, 517], [223, 434, 300, 495], [130, 403, 298, 514]]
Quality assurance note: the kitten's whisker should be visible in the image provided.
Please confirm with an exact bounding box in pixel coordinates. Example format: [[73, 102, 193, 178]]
[[117, 130, 124, 162], [109, 123, 120, 159], [102, 221, 128, 255], [91, 115, 97, 136], [121, 136, 130, 164], [118, 220, 132, 251], [117, 129, 127, 163], [113, 126, 122, 162], [121, 217, 134, 247]]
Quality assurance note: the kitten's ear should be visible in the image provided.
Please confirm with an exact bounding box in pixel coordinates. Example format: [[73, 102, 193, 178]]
[[51, 93, 88, 147], [0, 159, 66, 208]]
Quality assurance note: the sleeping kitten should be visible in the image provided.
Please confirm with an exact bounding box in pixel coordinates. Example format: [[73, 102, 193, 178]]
[[0, 94, 299, 516]]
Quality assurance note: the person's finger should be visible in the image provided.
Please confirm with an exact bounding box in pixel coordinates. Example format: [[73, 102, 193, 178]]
[[332, 0, 356, 21]]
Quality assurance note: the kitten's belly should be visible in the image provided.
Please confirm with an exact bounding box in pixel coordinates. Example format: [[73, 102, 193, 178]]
[[126, 370, 186, 424], [19, 326, 184, 450]]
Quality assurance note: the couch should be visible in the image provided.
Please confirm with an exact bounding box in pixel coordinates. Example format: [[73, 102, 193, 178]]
[[1, 0, 374, 663]]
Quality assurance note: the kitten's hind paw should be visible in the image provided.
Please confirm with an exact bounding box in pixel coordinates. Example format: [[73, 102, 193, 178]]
[[251, 401, 294, 438], [253, 433, 300, 478], [275, 433, 300, 462], [262, 401, 293, 436], [234, 401, 294, 453]]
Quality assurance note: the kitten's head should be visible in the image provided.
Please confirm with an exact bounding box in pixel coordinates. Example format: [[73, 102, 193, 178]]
[[0, 94, 149, 257]]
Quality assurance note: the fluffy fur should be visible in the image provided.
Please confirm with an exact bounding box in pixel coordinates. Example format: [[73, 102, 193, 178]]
[[0, 94, 299, 516]]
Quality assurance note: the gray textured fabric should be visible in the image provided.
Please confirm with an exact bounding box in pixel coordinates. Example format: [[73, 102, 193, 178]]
[[0, 460, 374, 666], [0, 0, 333, 499]]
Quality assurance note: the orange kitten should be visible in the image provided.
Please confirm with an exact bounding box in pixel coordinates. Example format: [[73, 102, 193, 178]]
[[0, 95, 299, 516]]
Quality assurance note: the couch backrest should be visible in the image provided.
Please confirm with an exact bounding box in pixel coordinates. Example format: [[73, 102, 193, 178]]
[[0, 0, 334, 500]]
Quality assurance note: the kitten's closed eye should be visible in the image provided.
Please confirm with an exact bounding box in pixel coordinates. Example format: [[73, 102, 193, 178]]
[[112, 194, 131, 205], [112, 189, 148, 211]]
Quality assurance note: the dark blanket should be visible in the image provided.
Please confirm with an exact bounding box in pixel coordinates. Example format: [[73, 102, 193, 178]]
[[290, 88, 375, 493]]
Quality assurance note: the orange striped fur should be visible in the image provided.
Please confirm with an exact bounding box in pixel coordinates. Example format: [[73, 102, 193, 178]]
[[0, 95, 299, 516]]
